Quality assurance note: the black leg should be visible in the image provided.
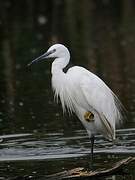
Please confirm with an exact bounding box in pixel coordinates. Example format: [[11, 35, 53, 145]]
[[90, 135, 95, 163]]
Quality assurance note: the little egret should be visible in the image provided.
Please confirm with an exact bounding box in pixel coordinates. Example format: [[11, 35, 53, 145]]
[[28, 44, 124, 160]]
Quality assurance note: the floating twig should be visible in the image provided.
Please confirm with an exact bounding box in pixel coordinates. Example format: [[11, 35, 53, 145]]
[[46, 156, 135, 180]]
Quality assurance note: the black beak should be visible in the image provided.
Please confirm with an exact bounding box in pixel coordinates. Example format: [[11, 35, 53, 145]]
[[27, 50, 53, 67]]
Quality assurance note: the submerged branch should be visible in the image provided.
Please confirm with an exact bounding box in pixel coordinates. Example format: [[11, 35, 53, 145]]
[[10, 157, 135, 180], [46, 156, 135, 180]]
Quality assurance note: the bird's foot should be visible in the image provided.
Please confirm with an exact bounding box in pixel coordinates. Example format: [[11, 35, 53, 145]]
[[84, 111, 94, 122]]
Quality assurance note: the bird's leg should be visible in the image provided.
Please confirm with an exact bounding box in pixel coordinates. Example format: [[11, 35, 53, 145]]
[[90, 135, 94, 160], [89, 134, 95, 168]]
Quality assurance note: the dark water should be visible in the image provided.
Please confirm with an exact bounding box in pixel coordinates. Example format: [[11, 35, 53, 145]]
[[0, 1, 135, 179]]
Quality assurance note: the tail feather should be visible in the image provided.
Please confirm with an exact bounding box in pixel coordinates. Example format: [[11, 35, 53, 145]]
[[112, 92, 127, 127], [100, 113, 115, 140]]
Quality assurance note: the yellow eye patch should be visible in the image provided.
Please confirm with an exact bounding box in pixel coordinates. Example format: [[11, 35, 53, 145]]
[[84, 111, 94, 122]]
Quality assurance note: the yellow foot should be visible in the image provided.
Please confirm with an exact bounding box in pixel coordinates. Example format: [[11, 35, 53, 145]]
[[84, 111, 94, 122]]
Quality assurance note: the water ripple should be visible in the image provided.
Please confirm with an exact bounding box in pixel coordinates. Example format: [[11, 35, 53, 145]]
[[0, 128, 134, 162]]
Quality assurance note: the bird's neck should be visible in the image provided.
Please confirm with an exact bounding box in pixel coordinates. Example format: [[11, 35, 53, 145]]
[[51, 56, 70, 75]]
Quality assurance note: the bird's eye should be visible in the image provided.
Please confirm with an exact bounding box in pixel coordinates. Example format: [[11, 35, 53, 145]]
[[52, 49, 56, 53]]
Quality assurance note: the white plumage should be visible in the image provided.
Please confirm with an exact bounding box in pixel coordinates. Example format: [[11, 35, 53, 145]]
[[28, 43, 124, 158], [52, 65, 122, 140]]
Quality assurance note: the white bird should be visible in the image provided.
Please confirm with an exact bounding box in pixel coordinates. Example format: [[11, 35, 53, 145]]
[[28, 44, 124, 160]]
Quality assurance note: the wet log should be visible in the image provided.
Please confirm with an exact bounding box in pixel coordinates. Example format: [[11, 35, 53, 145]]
[[46, 156, 135, 180]]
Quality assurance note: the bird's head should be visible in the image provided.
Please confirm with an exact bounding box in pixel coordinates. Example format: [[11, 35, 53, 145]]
[[27, 44, 70, 66]]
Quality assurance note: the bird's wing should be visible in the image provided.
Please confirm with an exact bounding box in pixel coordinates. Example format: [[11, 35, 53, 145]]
[[79, 71, 123, 139]]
